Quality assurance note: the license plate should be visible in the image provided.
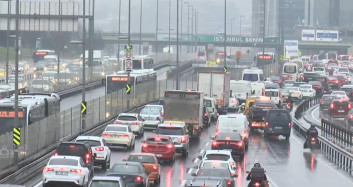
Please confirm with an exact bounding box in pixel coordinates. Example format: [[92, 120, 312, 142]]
[[275, 126, 282, 129], [56, 171, 68, 176], [338, 110, 345, 112], [311, 141, 316, 144], [156, 154, 162, 157]]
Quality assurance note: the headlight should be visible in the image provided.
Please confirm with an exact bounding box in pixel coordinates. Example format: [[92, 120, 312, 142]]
[[44, 67, 47, 71], [34, 67, 37, 71], [101, 72, 105, 76]]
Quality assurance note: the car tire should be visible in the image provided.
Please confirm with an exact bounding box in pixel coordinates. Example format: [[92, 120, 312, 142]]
[[285, 134, 290, 140], [102, 160, 107, 170], [42, 183, 48, 187], [171, 153, 175, 163], [182, 148, 188, 158], [140, 129, 144, 138], [156, 175, 161, 184]]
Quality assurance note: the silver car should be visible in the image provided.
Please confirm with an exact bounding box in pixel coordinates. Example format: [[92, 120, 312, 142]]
[[114, 113, 144, 137], [140, 108, 163, 129]]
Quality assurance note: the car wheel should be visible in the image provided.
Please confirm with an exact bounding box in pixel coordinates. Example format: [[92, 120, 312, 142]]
[[156, 175, 161, 184], [285, 134, 290, 141], [102, 160, 107, 170], [171, 153, 175, 163], [182, 148, 188, 158], [140, 129, 144, 138]]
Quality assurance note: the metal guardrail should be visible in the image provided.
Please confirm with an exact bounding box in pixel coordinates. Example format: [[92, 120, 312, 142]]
[[292, 98, 353, 177], [322, 119, 353, 153]]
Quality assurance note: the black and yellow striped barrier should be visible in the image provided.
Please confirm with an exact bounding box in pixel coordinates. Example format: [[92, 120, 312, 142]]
[[13, 128, 21, 146]]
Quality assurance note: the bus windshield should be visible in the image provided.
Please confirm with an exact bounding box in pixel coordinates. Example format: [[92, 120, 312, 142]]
[[243, 74, 259, 81], [283, 65, 297, 74]]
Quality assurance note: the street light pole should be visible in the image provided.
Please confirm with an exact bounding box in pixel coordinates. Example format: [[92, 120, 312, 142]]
[[263, 0, 266, 55], [239, 15, 244, 50], [191, 8, 194, 52], [5, 0, 10, 84], [82, 0, 86, 131], [13, 0, 19, 166], [176, 0, 179, 89], [156, 0, 159, 54], [224, 0, 227, 67], [180, 0, 183, 54], [118, 0, 121, 62], [127, 0, 131, 108], [139, 0, 142, 55], [168, 0, 171, 53], [185, 3, 190, 53]]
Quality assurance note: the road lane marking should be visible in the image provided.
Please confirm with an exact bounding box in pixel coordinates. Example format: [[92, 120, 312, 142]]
[[205, 142, 209, 146], [292, 135, 353, 184], [180, 180, 186, 186], [311, 106, 321, 124], [187, 168, 193, 174]]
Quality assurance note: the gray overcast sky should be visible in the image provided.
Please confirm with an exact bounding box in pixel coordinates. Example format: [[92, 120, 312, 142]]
[[94, 0, 252, 35]]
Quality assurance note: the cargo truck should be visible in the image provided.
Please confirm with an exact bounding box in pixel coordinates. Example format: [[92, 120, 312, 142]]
[[197, 72, 230, 114], [164, 90, 204, 138]]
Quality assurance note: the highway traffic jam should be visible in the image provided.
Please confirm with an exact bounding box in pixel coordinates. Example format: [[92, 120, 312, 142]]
[[5, 51, 347, 187]]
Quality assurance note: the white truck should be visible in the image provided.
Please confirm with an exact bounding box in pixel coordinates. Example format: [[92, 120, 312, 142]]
[[197, 72, 230, 114], [164, 90, 204, 138], [230, 80, 252, 104]]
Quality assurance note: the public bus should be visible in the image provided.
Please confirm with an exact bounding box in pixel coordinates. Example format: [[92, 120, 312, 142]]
[[281, 62, 299, 81], [0, 93, 61, 135], [32, 50, 56, 63], [106, 69, 157, 99], [123, 56, 154, 71], [255, 52, 275, 65]]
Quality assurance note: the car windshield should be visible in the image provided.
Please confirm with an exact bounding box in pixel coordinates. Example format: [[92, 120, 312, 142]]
[[265, 91, 279, 97], [140, 109, 159, 115], [127, 155, 156, 164], [288, 88, 299, 91], [204, 100, 212, 107], [89, 181, 120, 187], [198, 169, 230, 177], [205, 154, 230, 161], [341, 88, 353, 92], [105, 126, 127, 132], [267, 112, 290, 122], [111, 164, 140, 173], [117, 116, 137, 121], [157, 127, 184, 135], [331, 92, 345, 96], [49, 158, 78, 166], [76, 140, 101, 147], [322, 96, 334, 101], [201, 162, 229, 170], [243, 74, 258, 81], [283, 65, 297, 73]]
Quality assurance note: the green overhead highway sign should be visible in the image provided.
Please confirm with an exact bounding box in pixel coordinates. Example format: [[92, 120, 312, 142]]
[[192, 35, 279, 44]]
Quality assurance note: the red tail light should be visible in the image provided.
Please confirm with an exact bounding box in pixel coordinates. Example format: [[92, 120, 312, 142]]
[[114, 121, 122, 124], [330, 103, 335, 109], [212, 141, 218, 147], [53, 152, 58, 156], [348, 103, 352, 109], [288, 122, 292, 127], [142, 143, 148, 148], [120, 134, 129, 138], [348, 115, 353, 120], [152, 165, 158, 170], [309, 90, 313, 92], [161, 112, 165, 117], [193, 126, 199, 130], [320, 99, 324, 104], [132, 122, 140, 125], [231, 100, 238, 103], [264, 122, 269, 127], [226, 180, 233, 186], [135, 176, 143, 182], [167, 144, 174, 149], [335, 80, 339, 84], [95, 146, 104, 151], [254, 182, 261, 187], [101, 133, 110, 138], [70, 169, 82, 174], [181, 136, 187, 143], [311, 137, 316, 141], [85, 153, 91, 164], [203, 113, 208, 117], [241, 132, 248, 139], [236, 141, 243, 147], [43, 167, 54, 172]]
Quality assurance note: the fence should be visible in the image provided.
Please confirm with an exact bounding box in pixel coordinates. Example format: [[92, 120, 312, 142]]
[[292, 98, 353, 177]]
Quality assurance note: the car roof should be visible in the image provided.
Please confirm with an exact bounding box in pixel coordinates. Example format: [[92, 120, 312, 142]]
[[113, 161, 144, 166], [106, 124, 129, 128], [118, 113, 138, 117], [342, 85, 353, 88], [49, 155, 81, 161], [129, 153, 157, 158], [158, 123, 184, 128], [299, 84, 312, 87], [145, 104, 163, 108], [216, 132, 242, 141], [163, 120, 185, 124], [76, 136, 102, 141], [145, 135, 171, 139], [265, 89, 280, 91], [91, 176, 123, 181], [204, 150, 232, 155]]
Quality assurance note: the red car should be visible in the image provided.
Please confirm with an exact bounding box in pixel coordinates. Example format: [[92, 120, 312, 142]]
[[141, 135, 176, 162], [329, 99, 352, 118], [328, 75, 346, 88]]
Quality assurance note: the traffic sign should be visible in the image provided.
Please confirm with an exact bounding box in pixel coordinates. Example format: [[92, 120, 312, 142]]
[[223, 66, 227, 73], [81, 101, 87, 114], [124, 46, 133, 72], [125, 51, 132, 59], [280, 55, 285, 61], [126, 84, 131, 95], [13, 128, 21, 146], [125, 45, 133, 52]]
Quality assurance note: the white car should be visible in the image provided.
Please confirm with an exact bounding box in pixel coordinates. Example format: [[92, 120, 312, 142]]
[[197, 150, 236, 168], [216, 114, 249, 148], [144, 104, 164, 120], [88, 176, 125, 187], [114, 113, 144, 137], [299, 84, 316, 98], [228, 96, 239, 112], [331, 91, 349, 101], [139, 108, 163, 129], [42, 156, 90, 187], [75, 136, 111, 170], [101, 124, 136, 150], [195, 160, 237, 177], [288, 87, 303, 100]]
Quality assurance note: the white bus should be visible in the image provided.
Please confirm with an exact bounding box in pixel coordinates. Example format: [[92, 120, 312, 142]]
[[242, 67, 264, 82], [282, 62, 299, 81], [122, 56, 154, 71], [0, 93, 61, 135]]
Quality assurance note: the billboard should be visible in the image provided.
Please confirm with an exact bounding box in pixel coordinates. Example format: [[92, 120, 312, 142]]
[[316, 30, 339, 42], [301, 29, 315, 41], [284, 40, 299, 58]]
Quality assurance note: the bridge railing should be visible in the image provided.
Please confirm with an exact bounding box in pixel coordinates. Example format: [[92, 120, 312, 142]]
[[321, 119, 353, 153], [292, 98, 353, 177]]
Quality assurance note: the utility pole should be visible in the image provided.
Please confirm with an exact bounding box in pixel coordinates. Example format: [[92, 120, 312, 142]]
[[262, 0, 266, 55], [224, 0, 227, 67], [118, 0, 121, 63], [191, 8, 194, 52], [82, 0, 86, 131], [180, 0, 183, 54], [88, 0, 95, 83], [168, 0, 171, 53], [186, 3, 191, 53], [156, 0, 159, 54], [13, 0, 19, 167], [127, 0, 131, 108], [176, 0, 179, 89], [139, 0, 142, 55]]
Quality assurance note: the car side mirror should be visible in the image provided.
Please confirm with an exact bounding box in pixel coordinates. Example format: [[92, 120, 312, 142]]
[[191, 172, 197, 177], [197, 155, 202, 160], [141, 140, 145, 143], [210, 136, 215, 140], [142, 119, 145, 122], [93, 153, 97, 158]]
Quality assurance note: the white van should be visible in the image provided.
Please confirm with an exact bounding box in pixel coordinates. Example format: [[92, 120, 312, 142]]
[[251, 82, 265, 97], [230, 80, 252, 103], [242, 68, 264, 82], [265, 89, 282, 107]]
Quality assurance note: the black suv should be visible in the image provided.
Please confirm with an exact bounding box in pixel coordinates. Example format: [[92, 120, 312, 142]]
[[264, 109, 292, 140], [54, 142, 95, 175]]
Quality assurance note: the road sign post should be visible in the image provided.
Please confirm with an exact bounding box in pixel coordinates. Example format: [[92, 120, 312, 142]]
[[125, 45, 133, 108]]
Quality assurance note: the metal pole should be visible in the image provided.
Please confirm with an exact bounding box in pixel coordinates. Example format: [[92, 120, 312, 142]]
[[176, 0, 179, 89], [262, 0, 266, 55], [82, 0, 86, 131], [127, 0, 131, 108], [139, 0, 142, 55], [224, 0, 227, 67], [191, 8, 194, 52], [187, 4, 190, 53], [180, 0, 183, 54], [89, 0, 94, 82], [6, 0, 10, 84], [168, 0, 171, 53], [118, 0, 121, 63], [156, 0, 159, 54], [14, 0, 19, 166]]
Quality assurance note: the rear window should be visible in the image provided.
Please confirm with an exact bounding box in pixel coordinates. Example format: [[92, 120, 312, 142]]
[[117, 116, 137, 121], [127, 155, 156, 164], [243, 74, 259, 81], [105, 126, 127, 132], [198, 169, 230, 177], [89, 181, 121, 187], [76, 140, 101, 147], [201, 162, 229, 170], [267, 112, 290, 122], [140, 109, 160, 115], [111, 164, 140, 173], [322, 96, 334, 101], [205, 154, 230, 161], [339, 68, 349, 73], [333, 101, 349, 107], [156, 127, 185, 135], [341, 88, 353, 92], [254, 102, 276, 108], [265, 91, 279, 97], [57, 144, 88, 156], [49, 158, 78, 166], [147, 137, 169, 144]]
